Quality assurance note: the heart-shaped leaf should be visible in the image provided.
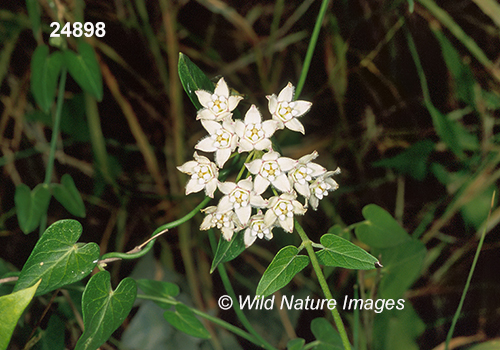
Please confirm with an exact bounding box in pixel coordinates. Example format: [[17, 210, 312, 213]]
[[15, 183, 51, 234], [310, 317, 344, 350], [51, 174, 86, 217], [210, 230, 246, 273], [355, 204, 410, 249], [178, 53, 214, 110], [315, 233, 380, 270], [75, 271, 137, 350], [14, 220, 99, 296], [164, 303, 211, 339], [31, 45, 63, 112], [287, 338, 305, 350], [0, 280, 41, 350], [378, 239, 426, 299], [137, 279, 179, 309], [64, 42, 103, 100], [256, 246, 309, 297]]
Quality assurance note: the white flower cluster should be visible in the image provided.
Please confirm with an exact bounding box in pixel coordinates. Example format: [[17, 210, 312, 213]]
[[177, 78, 340, 247]]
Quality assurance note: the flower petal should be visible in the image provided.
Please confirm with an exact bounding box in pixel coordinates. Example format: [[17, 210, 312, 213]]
[[195, 90, 212, 108], [266, 94, 278, 114], [254, 139, 271, 151], [245, 105, 262, 124], [217, 196, 233, 213], [205, 179, 218, 198], [196, 108, 216, 120], [253, 174, 270, 195], [218, 181, 237, 194], [215, 148, 232, 168], [214, 77, 229, 97], [292, 100, 312, 116], [195, 137, 217, 152], [262, 120, 278, 136], [277, 82, 294, 102], [228, 96, 243, 111], [244, 228, 257, 247], [279, 216, 294, 233], [177, 160, 198, 174], [238, 139, 254, 153], [264, 209, 277, 227], [235, 206, 251, 225], [285, 118, 305, 134], [277, 157, 296, 171], [201, 120, 221, 135], [245, 159, 262, 175], [271, 173, 292, 193], [234, 120, 245, 137], [185, 178, 205, 195]]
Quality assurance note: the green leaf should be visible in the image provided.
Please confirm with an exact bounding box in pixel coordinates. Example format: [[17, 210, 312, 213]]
[[137, 279, 179, 308], [178, 53, 215, 110], [256, 246, 310, 297], [75, 271, 137, 350], [210, 230, 246, 273], [378, 239, 426, 299], [0, 279, 41, 350], [52, 174, 86, 217], [26, 0, 42, 36], [163, 303, 211, 339], [64, 42, 103, 100], [14, 220, 99, 296], [427, 104, 465, 159], [432, 29, 476, 106], [461, 184, 497, 229], [15, 183, 51, 234], [310, 317, 344, 350], [373, 304, 425, 350], [315, 233, 380, 270], [355, 204, 410, 249], [36, 314, 65, 350], [31, 45, 63, 113], [287, 338, 305, 350], [372, 139, 434, 181]]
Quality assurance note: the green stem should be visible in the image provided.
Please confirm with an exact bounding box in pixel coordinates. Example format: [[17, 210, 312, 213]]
[[100, 196, 211, 261], [295, 220, 352, 350], [208, 230, 278, 350], [444, 193, 494, 350], [295, 0, 330, 98], [39, 67, 68, 235]]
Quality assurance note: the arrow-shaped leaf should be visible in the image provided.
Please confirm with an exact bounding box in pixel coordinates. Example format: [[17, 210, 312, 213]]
[[178, 53, 214, 110], [75, 271, 137, 350], [163, 303, 210, 339], [31, 45, 63, 112], [316, 233, 380, 270], [15, 183, 51, 234], [14, 220, 99, 296], [256, 246, 309, 297], [52, 174, 86, 218], [0, 280, 41, 350], [210, 231, 245, 273], [355, 204, 410, 249], [64, 42, 103, 100]]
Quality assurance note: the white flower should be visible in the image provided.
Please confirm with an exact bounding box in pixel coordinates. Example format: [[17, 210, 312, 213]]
[[244, 210, 274, 247], [264, 193, 306, 233], [217, 178, 267, 225], [309, 168, 341, 210], [200, 206, 242, 241], [195, 78, 243, 121], [235, 105, 278, 153], [267, 82, 312, 134], [177, 152, 219, 198], [288, 151, 326, 198], [195, 119, 238, 168], [245, 151, 295, 195]]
